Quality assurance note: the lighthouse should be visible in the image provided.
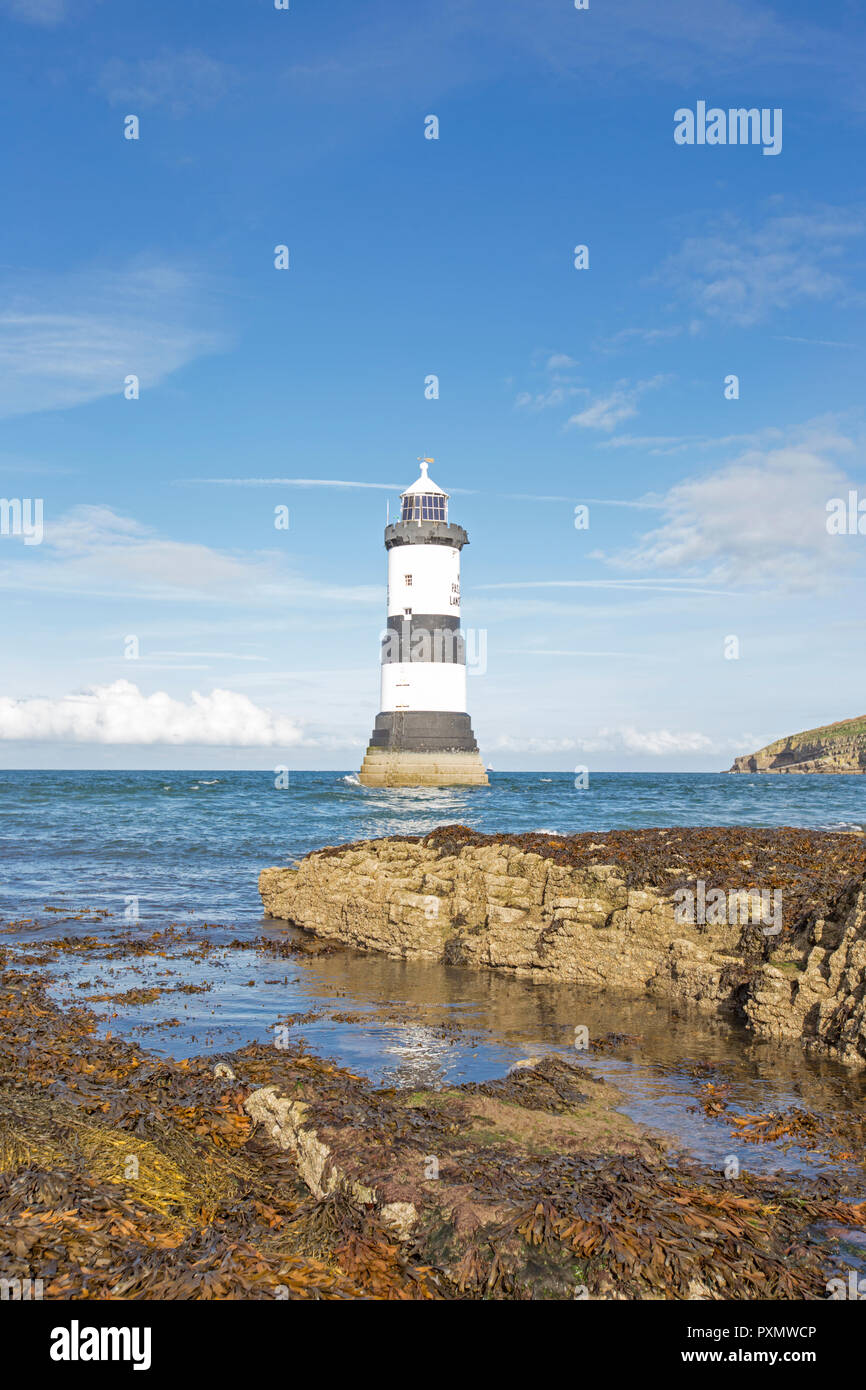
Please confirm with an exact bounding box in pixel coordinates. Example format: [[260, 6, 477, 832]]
[[359, 459, 488, 787]]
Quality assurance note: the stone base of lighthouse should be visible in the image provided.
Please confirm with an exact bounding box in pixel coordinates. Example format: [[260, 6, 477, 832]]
[[358, 712, 489, 787]]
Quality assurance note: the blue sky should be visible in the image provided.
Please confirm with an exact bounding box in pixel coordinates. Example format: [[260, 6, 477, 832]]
[[0, 0, 864, 770]]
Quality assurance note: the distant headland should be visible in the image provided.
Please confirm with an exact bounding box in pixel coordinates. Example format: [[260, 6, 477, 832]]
[[729, 715, 866, 774]]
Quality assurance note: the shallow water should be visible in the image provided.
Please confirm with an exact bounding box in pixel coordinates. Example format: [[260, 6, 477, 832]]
[[2, 769, 865, 1230], [6, 909, 865, 1203]]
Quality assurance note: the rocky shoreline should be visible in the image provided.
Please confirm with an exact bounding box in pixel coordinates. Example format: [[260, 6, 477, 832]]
[[260, 825, 866, 1068]]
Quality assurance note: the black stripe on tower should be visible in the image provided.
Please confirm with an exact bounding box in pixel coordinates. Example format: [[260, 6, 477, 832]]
[[381, 614, 464, 664], [384, 521, 468, 551], [368, 711, 480, 753]]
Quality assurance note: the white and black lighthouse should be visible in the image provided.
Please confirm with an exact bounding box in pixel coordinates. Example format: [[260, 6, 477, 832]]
[[359, 459, 488, 787]]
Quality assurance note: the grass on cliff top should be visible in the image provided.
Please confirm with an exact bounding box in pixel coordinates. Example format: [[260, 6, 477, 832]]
[[763, 713, 866, 750]]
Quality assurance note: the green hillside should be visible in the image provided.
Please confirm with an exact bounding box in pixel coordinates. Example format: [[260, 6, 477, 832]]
[[769, 716, 866, 749]]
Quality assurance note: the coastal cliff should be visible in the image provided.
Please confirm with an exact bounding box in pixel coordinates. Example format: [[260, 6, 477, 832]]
[[260, 825, 866, 1068], [729, 715, 866, 774]]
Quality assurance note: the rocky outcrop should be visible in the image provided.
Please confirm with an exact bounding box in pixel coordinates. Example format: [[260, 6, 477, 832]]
[[259, 826, 866, 1067], [745, 875, 866, 1066], [729, 715, 866, 773]]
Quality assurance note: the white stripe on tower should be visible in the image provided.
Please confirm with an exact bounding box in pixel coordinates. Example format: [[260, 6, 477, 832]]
[[381, 539, 465, 713]]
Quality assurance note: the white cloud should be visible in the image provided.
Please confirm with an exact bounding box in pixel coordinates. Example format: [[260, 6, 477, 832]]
[[491, 735, 580, 753], [0, 263, 226, 419], [0, 681, 309, 746], [580, 727, 715, 755], [598, 429, 856, 591], [491, 726, 716, 757], [567, 376, 668, 432]]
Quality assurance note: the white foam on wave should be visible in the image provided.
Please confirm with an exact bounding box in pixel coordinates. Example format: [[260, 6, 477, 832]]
[[339, 773, 362, 786]]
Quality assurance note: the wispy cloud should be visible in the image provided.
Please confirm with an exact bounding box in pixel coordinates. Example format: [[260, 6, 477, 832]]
[[597, 427, 788, 455], [514, 349, 585, 411], [502, 493, 663, 509], [275, 0, 866, 115], [567, 375, 669, 432], [490, 725, 716, 757], [97, 51, 235, 116], [775, 335, 858, 349], [499, 648, 642, 659], [146, 651, 269, 663], [0, 505, 380, 607], [598, 324, 691, 352], [183, 478, 657, 506], [0, 263, 226, 419], [655, 207, 865, 326], [516, 385, 586, 411], [478, 578, 740, 597], [579, 726, 715, 756], [184, 478, 404, 491], [0, 0, 69, 25]]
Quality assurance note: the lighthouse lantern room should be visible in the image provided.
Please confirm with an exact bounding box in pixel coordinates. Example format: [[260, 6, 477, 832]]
[[358, 459, 488, 787]]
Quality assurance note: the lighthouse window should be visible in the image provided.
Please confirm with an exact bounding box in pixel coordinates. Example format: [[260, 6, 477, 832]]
[[400, 494, 447, 522], [405, 574, 412, 585]]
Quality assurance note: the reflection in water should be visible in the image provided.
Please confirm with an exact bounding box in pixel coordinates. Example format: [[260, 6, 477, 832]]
[[16, 912, 865, 1186]]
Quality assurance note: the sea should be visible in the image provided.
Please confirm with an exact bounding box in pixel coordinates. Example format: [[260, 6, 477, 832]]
[[1, 769, 863, 926]]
